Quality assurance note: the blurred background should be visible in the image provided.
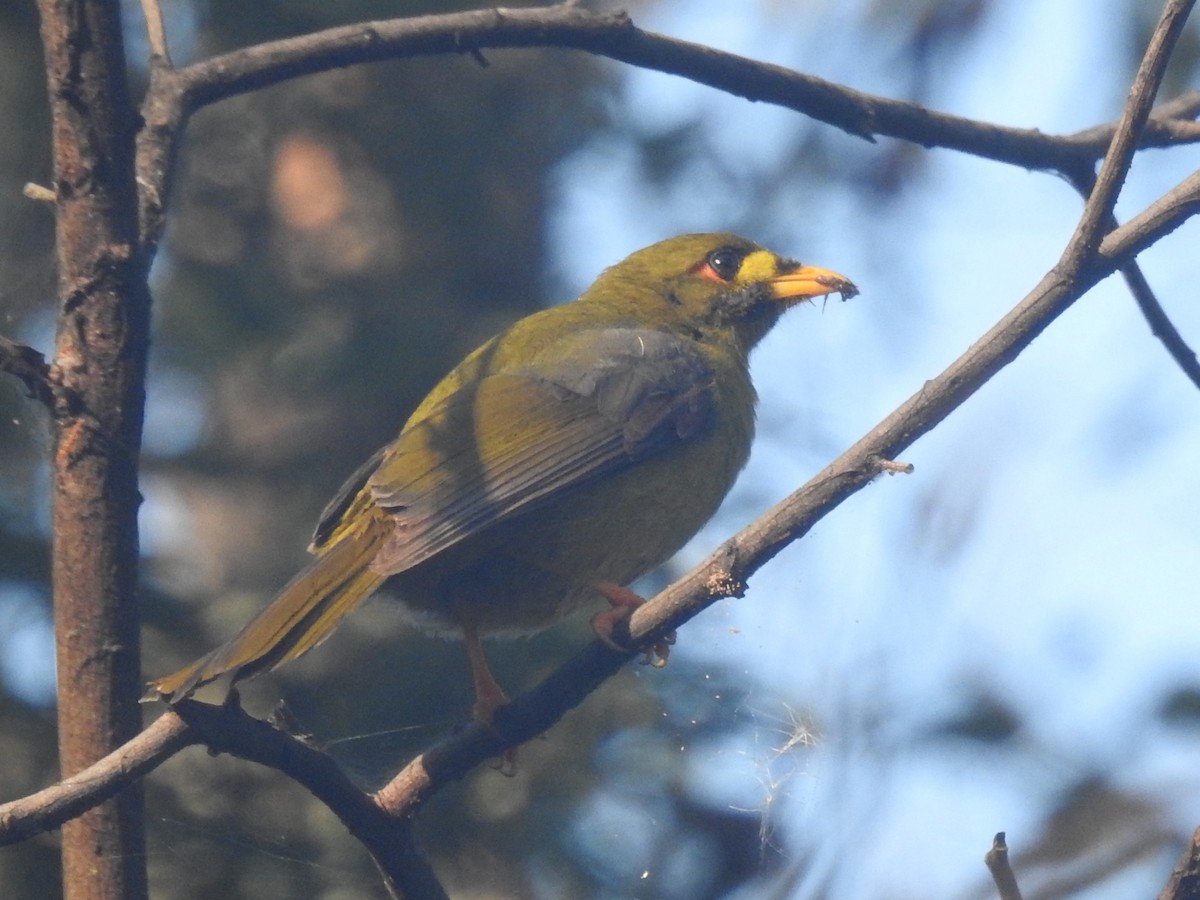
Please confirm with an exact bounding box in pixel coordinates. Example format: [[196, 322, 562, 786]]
[[2, 0, 1199, 897]]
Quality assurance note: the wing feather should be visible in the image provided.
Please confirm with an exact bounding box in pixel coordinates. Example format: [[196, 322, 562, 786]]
[[341, 328, 714, 575]]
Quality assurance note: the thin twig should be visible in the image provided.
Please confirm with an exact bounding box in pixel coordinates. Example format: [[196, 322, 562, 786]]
[[0, 715, 195, 846], [22, 182, 56, 202], [138, 0, 172, 66], [1063, 0, 1195, 262], [1117, 259, 1200, 388], [985, 832, 1024, 900], [1068, 89, 1200, 150], [1059, 0, 1200, 390], [1068, 167, 1200, 390], [0, 334, 54, 409]]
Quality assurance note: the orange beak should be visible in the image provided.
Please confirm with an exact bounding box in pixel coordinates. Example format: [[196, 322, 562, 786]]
[[767, 265, 858, 303]]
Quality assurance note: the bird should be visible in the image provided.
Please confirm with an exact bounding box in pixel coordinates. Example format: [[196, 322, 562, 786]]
[[146, 233, 857, 721]]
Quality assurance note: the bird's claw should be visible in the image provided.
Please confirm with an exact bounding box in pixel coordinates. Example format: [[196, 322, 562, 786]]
[[591, 582, 675, 667], [638, 630, 676, 667]]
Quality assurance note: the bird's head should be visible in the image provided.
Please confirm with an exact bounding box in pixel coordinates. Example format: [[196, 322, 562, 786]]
[[583, 233, 858, 354]]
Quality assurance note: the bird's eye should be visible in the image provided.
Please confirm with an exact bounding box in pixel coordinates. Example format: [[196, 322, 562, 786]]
[[701, 247, 744, 283]]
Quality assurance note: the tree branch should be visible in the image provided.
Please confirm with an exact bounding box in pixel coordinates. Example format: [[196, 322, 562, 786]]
[[1069, 88, 1200, 150], [1062, 0, 1195, 263], [133, 2, 1200, 252], [1066, 163, 1200, 390], [0, 334, 54, 409], [1059, 0, 1200, 390], [0, 714, 194, 846], [985, 832, 1025, 900], [137, 0, 171, 66], [167, 4, 1200, 166], [1159, 825, 1200, 900], [1116, 260, 1200, 389], [169, 701, 448, 900]]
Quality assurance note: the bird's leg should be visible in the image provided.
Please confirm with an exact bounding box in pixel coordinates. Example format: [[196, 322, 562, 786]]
[[459, 616, 521, 776], [590, 582, 675, 667], [460, 617, 509, 724]]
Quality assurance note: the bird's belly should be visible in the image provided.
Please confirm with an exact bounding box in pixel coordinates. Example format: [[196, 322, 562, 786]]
[[384, 431, 746, 638]]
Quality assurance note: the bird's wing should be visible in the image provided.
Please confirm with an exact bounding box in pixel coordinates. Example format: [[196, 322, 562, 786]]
[[342, 327, 716, 575]]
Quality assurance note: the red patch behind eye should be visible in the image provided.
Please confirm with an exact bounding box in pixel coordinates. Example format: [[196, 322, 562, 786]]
[[691, 260, 732, 284]]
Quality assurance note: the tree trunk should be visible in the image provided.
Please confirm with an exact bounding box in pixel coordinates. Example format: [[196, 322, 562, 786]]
[[37, 0, 150, 897]]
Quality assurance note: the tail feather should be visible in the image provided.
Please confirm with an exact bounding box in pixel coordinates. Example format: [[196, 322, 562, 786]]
[[146, 523, 388, 703]]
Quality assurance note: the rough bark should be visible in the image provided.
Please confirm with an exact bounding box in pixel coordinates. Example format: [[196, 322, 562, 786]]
[[37, 0, 151, 897]]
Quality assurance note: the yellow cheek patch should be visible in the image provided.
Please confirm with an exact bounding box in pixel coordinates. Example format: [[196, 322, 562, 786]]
[[734, 249, 784, 284]]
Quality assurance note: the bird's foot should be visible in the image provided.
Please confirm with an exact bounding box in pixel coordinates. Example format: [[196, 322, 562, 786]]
[[470, 677, 511, 726], [472, 678, 521, 777], [590, 582, 675, 667]]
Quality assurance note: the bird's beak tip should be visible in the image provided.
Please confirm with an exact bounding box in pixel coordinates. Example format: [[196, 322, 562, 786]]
[[768, 265, 859, 303]]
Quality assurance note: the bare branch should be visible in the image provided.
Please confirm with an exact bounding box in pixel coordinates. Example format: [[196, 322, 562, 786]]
[[22, 182, 56, 202], [1119, 257, 1200, 389], [1102, 168, 1200, 258], [171, 701, 448, 900], [0, 334, 54, 409], [166, 5, 1200, 169], [134, 3, 1200, 252], [985, 832, 1024, 900], [138, 0, 171, 66], [1046, 0, 1200, 396], [0, 715, 194, 846], [1159, 825, 1200, 900], [1062, 161, 1200, 391], [0, 699, 445, 899], [1067, 89, 1200, 152], [1063, 0, 1195, 261]]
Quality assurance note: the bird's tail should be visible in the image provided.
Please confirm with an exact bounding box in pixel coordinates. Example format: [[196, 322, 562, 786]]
[[145, 521, 389, 703]]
